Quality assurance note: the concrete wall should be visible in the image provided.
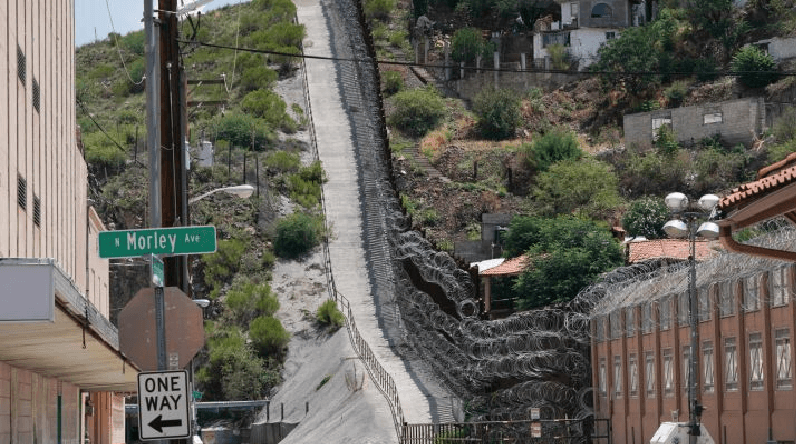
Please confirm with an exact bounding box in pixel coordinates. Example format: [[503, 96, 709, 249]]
[[454, 70, 587, 100], [593, 263, 796, 444], [249, 422, 299, 444], [0, 362, 83, 444], [751, 37, 796, 62], [624, 98, 765, 149]]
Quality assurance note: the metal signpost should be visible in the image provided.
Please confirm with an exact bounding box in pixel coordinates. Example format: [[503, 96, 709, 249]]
[[137, 370, 191, 440], [98, 226, 217, 259]]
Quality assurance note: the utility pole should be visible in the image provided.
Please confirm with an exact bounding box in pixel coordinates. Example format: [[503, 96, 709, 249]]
[[159, 0, 187, 292]]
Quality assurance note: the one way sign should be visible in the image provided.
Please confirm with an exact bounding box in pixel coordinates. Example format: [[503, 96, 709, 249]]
[[137, 370, 190, 440]]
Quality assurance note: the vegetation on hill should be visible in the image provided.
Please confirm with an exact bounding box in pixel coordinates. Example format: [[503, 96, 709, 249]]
[[77, 0, 323, 401]]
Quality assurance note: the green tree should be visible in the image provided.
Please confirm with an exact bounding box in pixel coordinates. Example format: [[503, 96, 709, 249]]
[[215, 113, 273, 149], [240, 66, 278, 92], [202, 239, 246, 299], [387, 86, 446, 137], [622, 197, 669, 239], [507, 216, 624, 309], [241, 89, 296, 132], [526, 128, 582, 171], [473, 88, 522, 140], [732, 45, 779, 89], [531, 158, 621, 219]]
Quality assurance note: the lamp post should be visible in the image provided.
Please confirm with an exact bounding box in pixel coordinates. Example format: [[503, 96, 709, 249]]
[[663, 192, 720, 443], [187, 184, 254, 205]]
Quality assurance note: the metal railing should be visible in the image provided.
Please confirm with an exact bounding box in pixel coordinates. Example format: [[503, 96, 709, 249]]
[[402, 418, 611, 444]]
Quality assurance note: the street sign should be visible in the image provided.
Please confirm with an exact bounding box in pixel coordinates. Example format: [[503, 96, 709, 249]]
[[98, 226, 217, 258], [118, 287, 205, 371], [151, 255, 164, 287], [137, 370, 190, 440]]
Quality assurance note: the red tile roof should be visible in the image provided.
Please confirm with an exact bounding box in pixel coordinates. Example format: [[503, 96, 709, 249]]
[[627, 239, 719, 263], [719, 154, 796, 211], [480, 256, 529, 276]]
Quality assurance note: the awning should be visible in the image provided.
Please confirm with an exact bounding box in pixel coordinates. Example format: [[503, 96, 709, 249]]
[[0, 258, 139, 391]]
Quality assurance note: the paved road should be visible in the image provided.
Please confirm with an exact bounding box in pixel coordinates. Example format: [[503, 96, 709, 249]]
[[295, 0, 433, 426]]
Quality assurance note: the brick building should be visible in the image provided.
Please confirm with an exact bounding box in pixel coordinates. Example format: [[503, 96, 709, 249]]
[[1, 1, 138, 443]]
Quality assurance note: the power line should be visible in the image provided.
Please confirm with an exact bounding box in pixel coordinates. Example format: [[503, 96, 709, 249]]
[[105, 0, 146, 85], [180, 39, 796, 77], [76, 98, 127, 154]]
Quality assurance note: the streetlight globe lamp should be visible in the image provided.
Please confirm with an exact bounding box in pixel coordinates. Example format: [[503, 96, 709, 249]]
[[664, 192, 720, 443]]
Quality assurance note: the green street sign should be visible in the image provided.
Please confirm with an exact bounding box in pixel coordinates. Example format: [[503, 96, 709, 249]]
[[193, 391, 202, 400], [151, 256, 164, 287], [98, 226, 217, 259]]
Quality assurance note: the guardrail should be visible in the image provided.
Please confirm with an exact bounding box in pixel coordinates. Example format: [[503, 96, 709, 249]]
[[403, 418, 611, 444]]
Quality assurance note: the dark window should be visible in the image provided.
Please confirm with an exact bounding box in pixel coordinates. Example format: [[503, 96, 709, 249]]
[[678, 292, 689, 326], [17, 45, 26, 86], [33, 195, 41, 227], [32, 77, 40, 112], [626, 307, 635, 337], [591, 3, 612, 18], [659, 297, 671, 330], [641, 302, 651, 333], [719, 281, 735, 317], [698, 287, 711, 321], [610, 311, 622, 339], [17, 175, 27, 211]]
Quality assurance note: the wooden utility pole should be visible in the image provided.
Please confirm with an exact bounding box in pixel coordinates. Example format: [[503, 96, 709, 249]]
[[159, 0, 187, 292]]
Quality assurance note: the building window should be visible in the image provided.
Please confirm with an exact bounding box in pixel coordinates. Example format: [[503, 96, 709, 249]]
[[629, 353, 639, 397], [703, 112, 723, 124], [698, 287, 711, 321], [776, 329, 792, 390], [704, 341, 715, 393], [641, 302, 652, 333], [17, 175, 27, 211], [719, 281, 736, 317], [749, 332, 764, 390], [678, 292, 689, 326], [725, 337, 738, 391], [606, 31, 616, 39], [663, 349, 674, 396], [17, 44, 26, 86], [570, 2, 579, 17], [594, 316, 605, 342], [744, 275, 762, 312], [614, 356, 622, 398], [652, 116, 672, 141], [771, 267, 789, 307], [32, 77, 40, 113], [610, 311, 622, 339], [33, 195, 41, 227], [659, 297, 671, 330], [591, 2, 612, 18], [599, 358, 607, 396], [645, 351, 656, 397], [684, 346, 692, 393], [627, 307, 635, 337]]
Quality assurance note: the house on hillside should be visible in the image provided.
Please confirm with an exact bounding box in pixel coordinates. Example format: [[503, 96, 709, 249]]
[[624, 97, 766, 149], [533, 0, 652, 69], [1, 2, 138, 443]]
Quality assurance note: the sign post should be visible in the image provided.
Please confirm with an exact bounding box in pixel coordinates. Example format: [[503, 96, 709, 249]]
[[137, 370, 190, 440]]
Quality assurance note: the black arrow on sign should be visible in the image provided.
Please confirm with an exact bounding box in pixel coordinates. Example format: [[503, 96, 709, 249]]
[[148, 415, 183, 433]]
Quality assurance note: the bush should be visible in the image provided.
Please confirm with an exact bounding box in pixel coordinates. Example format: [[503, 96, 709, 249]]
[[364, 0, 395, 21], [732, 46, 779, 89], [202, 239, 246, 299], [387, 86, 446, 137], [121, 31, 146, 55], [382, 70, 404, 96], [274, 212, 323, 259], [664, 80, 689, 107], [654, 125, 679, 155], [547, 43, 570, 71], [526, 128, 582, 171], [451, 28, 493, 63], [240, 66, 278, 92], [473, 88, 522, 140], [250, 316, 290, 356], [225, 281, 280, 327], [241, 90, 297, 133], [622, 197, 669, 239], [316, 299, 345, 328], [215, 113, 273, 149], [264, 151, 301, 172]]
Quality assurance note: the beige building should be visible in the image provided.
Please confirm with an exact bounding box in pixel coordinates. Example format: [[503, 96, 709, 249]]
[[1, 1, 137, 443]]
